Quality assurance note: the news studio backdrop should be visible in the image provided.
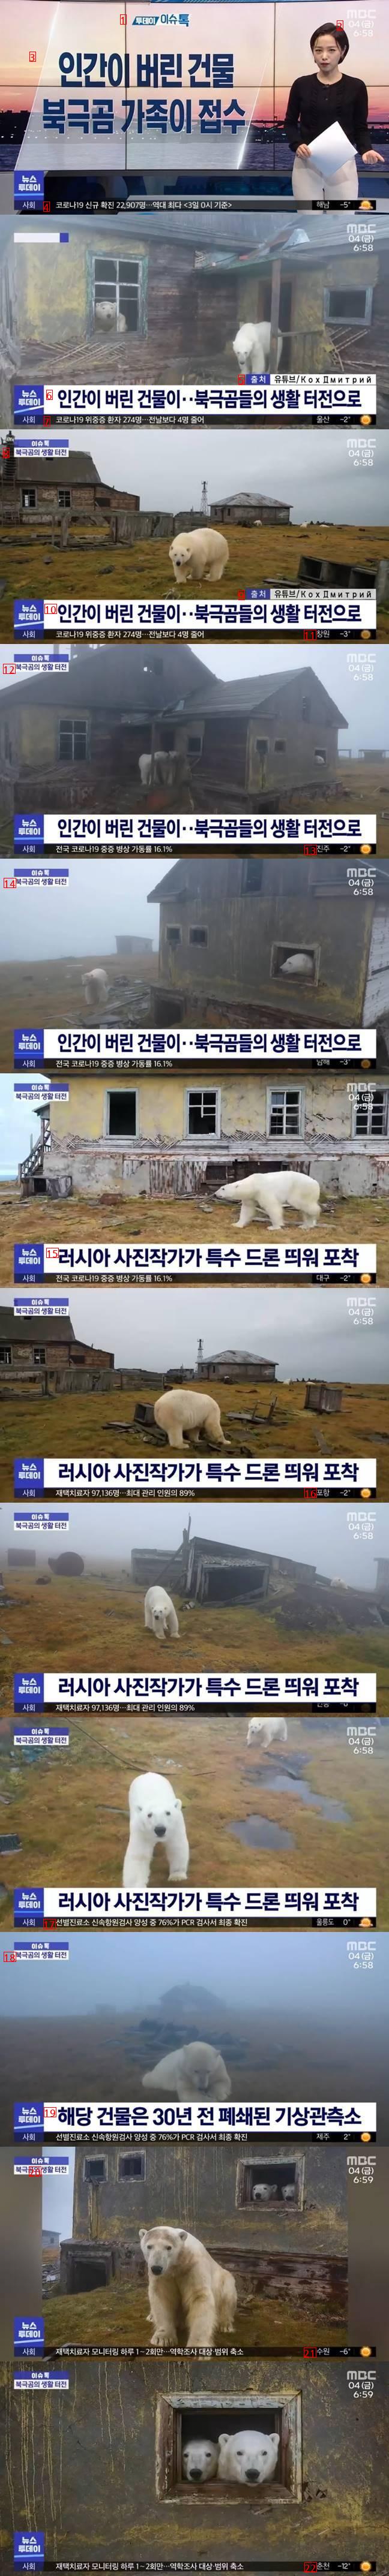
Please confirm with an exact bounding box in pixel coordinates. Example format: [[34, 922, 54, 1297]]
[[0, 0, 389, 2570]]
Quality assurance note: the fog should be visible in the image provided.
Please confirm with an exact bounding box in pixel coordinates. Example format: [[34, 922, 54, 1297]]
[[0, 859, 164, 961], [0, 1280, 384, 1385], [0, 1494, 383, 1580], [1, 1924, 385, 2026]]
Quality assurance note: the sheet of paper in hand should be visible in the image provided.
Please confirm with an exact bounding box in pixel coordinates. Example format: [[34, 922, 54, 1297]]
[[306, 120, 357, 177]]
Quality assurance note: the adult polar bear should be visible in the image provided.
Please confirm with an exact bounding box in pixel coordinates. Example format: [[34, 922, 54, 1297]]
[[143, 2040, 231, 2100], [247, 1716, 288, 1747], [144, 1584, 179, 1638], [139, 2224, 237, 2349], [154, 1389, 229, 1449], [169, 528, 229, 586], [216, 1170, 321, 1230], [122, 1772, 189, 1888], [217, 2427, 280, 2486]]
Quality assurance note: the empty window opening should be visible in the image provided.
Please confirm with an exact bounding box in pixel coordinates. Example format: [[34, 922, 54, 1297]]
[[22, 487, 36, 508], [189, 927, 208, 946], [83, 2155, 107, 2183], [314, 748, 327, 765], [324, 285, 373, 324], [0, 1348, 11, 1365], [236, 2156, 304, 2208], [166, 926, 181, 948], [33, 1347, 46, 1365], [106, 1090, 137, 1137], [118, 2151, 146, 2179], [255, 736, 268, 756], [243, 856, 264, 892], [274, 738, 286, 753]]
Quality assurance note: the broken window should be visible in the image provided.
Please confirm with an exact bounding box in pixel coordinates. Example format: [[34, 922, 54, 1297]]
[[33, 1347, 46, 1364], [324, 285, 373, 325], [242, 855, 264, 892], [58, 719, 88, 763], [83, 2155, 107, 2182], [155, 2394, 301, 2500], [189, 927, 208, 946], [186, 1088, 220, 1137], [118, 2152, 146, 2178], [58, 489, 71, 509], [166, 927, 181, 948], [22, 486, 37, 508], [106, 1090, 137, 1137], [0, 1347, 11, 1365], [268, 1088, 301, 1137], [354, 1088, 387, 1137], [236, 2157, 304, 2209]]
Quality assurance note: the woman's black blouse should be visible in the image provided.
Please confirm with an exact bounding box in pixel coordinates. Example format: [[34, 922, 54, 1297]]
[[285, 73, 370, 154]]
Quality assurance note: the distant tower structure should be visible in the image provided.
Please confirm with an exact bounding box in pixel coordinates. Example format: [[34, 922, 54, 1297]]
[[375, 1558, 389, 1593], [197, 1338, 204, 1367], [201, 480, 210, 517]]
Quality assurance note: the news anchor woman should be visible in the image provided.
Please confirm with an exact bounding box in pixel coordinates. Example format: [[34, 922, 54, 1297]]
[[285, 22, 384, 202]]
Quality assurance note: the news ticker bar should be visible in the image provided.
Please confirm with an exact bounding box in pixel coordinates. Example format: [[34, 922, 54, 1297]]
[[12, 1245, 378, 1286], [11, 2348, 376, 2375], [11, 1886, 377, 1927], [9, 2560, 381, 2574], [11, 1027, 378, 1070], [13, 2103, 376, 2139], [13, 1674, 376, 1711], [13, 594, 377, 641], [13, 815, 377, 856], [13, 375, 376, 423], [12, 1460, 378, 1500]]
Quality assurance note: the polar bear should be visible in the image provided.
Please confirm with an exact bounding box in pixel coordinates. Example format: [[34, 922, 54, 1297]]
[[94, 300, 127, 332], [247, 1716, 288, 1748], [143, 2041, 231, 2102], [182, 2441, 219, 2484], [216, 1170, 321, 1231], [252, 2183, 277, 2201], [122, 1772, 189, 1888], [169, 529, 229, 586], [144, 1584, 179, 1639], [138, 750, 172, 792], [217, 2428, 280, 2487], [154, 1388, 229, 1451], [81, 967, 109, 1006], [139, 2225, 237, 2349], [233, 321, 283, 373]]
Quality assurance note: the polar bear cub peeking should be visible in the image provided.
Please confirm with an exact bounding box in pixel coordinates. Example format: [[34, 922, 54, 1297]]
[[143, 2041, 231, 2100], [217, 2428, 280, 2486], [144, 1584, 179, 1639], [182, 2440, 219, 2484], [216, 1171, 321, 1230], [139, 2225, 237, 2349], [122, 1772, 189, 1888]]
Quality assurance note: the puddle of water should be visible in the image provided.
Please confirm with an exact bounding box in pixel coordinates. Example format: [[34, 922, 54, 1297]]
[[0, 1834, 21, 1853], [232, 1816, 294, 1851], [261, 1771, 350, 1823]]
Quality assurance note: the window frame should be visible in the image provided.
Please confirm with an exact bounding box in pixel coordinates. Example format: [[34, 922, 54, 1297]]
[[266, 1085, 304, 1140], [103, 1087, 139, 1140], [235, 2154, 305, 2210], [185, 1085, 221, 1141], [155, 2391, 303, 2502], [270, 944, 320, 986]]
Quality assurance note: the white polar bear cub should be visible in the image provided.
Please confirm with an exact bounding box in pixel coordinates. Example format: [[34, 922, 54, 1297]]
[[122, 1772, 189, 1889], [247, 1716, 288, 1748], [139, 2224, 237, 2349], [216, 1170, 321, 1231], [217, 2428, 280, 2487], [143, 2041, 231, 2101], [169, 529, 229, 585], [233, 321, 283, 372], [154, 1389, 229, 1451], [144, 1584, 179, 1639], [182, 2441, 219, 2484]]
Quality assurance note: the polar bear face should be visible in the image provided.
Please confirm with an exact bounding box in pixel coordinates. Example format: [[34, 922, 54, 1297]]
[[151, 1607, 170, 1637], [130, 1781, 183, 1842], [139, 2225, 188, 2277], [217, 2429, 280, 2487], [182, 2440, 219, 2484], [169, 540, 193, 571]]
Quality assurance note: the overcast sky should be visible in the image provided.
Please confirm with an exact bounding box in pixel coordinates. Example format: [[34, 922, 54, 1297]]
[[26, 424, 388, 526], [1, 642, 387, 756], [0, 1280, 384, 1383], [0, 1495, 384, 1579]]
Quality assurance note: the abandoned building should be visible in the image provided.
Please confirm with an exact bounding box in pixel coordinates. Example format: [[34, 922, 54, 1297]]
[[0, 1305, 114, 1391], [209, 491, 291, 526], [4, 211, 389, 403], [0, 446, 140, 528], [147, 853, 389, 1046], [56, 2135, 347, 2345], [18, 1066, 389, 1201], [196, 1349, 277, 1383], [130, 1531, 318, 1608], [0, 650, 348, 820]]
